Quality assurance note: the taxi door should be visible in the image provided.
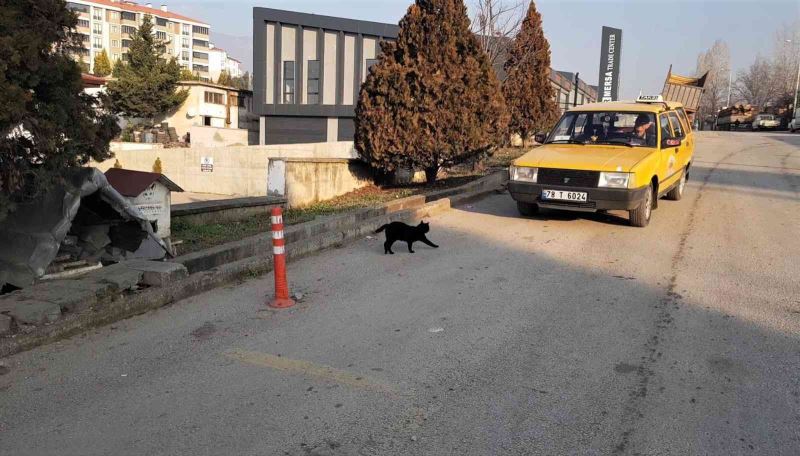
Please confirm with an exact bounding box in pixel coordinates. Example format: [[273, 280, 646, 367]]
[[676, 108, 694, 155], [658, 113, 680, 189], [667, 111, 690, 174]]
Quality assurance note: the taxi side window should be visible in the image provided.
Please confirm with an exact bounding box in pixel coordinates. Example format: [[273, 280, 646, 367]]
[[659, 113, 674, 144], [667, 112, 685, 139], [676, 108, 692, 133]]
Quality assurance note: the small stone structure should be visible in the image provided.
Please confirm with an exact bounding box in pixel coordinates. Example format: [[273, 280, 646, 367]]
[[104, 168, 184, 240]]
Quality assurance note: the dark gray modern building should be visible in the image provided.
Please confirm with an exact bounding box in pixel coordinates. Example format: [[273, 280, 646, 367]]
[[252, 8, 398, 145]]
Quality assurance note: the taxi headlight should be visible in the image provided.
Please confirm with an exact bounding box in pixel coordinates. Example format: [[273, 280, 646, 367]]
[[598, 172, 633, 189], [510, 166, 538, 183]]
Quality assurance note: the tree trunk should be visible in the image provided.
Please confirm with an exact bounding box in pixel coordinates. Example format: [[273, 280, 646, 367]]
[[425, 166, 439, 185]]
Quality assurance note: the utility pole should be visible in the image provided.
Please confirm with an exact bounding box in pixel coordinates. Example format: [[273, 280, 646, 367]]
[[573, 72, 580, 107]]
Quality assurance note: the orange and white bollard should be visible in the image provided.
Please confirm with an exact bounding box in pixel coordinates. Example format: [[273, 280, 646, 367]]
[[268, 206, 295, 309]]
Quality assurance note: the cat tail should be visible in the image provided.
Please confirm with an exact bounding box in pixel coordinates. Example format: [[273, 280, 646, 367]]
[[375, 224, 388, 233]]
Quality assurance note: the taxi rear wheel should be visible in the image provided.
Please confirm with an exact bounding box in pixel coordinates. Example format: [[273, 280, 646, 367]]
[[665, 169, 686, 201], [629, 184, 653, 227], [517, 201, 539, 217]]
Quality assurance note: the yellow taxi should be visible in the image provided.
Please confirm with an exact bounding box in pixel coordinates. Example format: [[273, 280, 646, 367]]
[[508, 95, 695, 227]]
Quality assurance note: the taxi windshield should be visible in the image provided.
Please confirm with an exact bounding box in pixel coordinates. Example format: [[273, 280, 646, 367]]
[[546, 111, 658, 148]]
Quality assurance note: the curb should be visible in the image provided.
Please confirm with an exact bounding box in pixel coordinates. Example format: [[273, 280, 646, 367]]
[[0, 171, 507, 358]]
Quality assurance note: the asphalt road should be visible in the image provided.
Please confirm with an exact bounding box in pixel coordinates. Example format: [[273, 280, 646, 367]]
[[1, 132, 799, 456]]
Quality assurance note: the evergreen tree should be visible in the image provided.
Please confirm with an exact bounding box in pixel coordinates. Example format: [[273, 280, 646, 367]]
[[105, 15, 187, 121], [93, 49, 112, 77], [216, 70, 232, 87], [502, 1, 558, 145], [0, 0, 119, 221], [179, 68, 200, 81], [355, 0, 508, 184]]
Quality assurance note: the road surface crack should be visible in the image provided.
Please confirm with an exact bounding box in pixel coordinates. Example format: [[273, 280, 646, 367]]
[[611, 148, 740, 454]]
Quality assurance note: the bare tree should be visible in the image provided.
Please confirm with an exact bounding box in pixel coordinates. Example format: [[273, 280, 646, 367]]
[[472, 0, 525, 69], [735, 55, 781, 108], [769, 20, 800, 106], [695, 40, 731, 116]]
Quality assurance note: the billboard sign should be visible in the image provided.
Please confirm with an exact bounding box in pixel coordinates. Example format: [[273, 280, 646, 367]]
[[598, 26, 623, 102]]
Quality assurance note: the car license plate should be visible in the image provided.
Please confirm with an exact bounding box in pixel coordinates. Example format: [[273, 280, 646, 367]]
[[542, 190, 588, 202]]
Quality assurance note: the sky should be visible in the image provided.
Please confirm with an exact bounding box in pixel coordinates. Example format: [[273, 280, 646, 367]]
[[171, 0, 800, 99]]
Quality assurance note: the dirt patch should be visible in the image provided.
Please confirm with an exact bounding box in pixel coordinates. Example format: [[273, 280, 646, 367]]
[[190, 322, 217, 341]]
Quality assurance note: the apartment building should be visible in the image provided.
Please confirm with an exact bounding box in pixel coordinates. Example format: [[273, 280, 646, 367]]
[[66, 0, 212, 81], [252, 8, 399, 145], [208, 45, 243, 82]]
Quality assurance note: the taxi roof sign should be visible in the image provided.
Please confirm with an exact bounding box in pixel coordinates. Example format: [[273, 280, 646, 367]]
[[636, 94, 665, 103]]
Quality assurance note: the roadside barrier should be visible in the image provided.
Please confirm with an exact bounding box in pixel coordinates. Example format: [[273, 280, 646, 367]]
[[267, 206, 295, 309]]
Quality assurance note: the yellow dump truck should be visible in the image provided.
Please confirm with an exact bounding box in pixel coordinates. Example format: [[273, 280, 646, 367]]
[[661, 66, 707, 122]]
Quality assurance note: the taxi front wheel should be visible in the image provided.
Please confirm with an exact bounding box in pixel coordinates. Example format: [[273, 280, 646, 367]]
[[629, 184, 653, 227], [517, 201, 539, 216]]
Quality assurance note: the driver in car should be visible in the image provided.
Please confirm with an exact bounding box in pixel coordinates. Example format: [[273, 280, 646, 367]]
[[630, 114, 656, 146]]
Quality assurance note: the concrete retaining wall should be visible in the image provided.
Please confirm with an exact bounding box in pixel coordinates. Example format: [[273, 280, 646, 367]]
[[285, 158, 372, 208], [189, 126, 249, 148], [91, 141, 360, 199], [172, 196, 287, 225]]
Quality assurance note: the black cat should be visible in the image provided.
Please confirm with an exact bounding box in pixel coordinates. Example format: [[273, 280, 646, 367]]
[[375, 221, 439, 255]]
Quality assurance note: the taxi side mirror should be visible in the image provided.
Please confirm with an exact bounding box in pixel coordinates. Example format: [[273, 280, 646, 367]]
[[534, 132, 548, 144], [662, 138, 681, 148]]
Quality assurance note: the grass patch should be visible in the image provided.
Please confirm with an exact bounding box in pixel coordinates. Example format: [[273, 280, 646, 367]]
[[171, 170, 500, 256]]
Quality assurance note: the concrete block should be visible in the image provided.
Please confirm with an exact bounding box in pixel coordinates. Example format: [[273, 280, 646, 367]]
[[0, 314, 11, 335], [2, 300, 61, 326], [123, 260, 188, 287], [8, 279, 109, 313], [89, 263, 143, 290]]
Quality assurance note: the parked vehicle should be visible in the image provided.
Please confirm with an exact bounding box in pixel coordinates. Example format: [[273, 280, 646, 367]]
[[751, 114, 780, 131], [717, 105, 756, 131], [789, 109, 800, 133], [508, 95, 694, 228], [661, 65, 707, 124]]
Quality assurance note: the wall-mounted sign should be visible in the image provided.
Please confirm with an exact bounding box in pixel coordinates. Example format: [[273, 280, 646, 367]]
[[597, 26, 623, 102], [201, 156, 214, 173]]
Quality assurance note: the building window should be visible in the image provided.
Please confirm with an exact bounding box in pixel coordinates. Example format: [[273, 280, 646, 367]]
[[121, 25, 137, 35], [112, 53, 120, 61], [182, 37, 189, 48], [92, 8, 103, 21], [193, 25, 209, 35], [93, 22, 102, 34], [156, 17, 168, 27], [204, 92, 224, 105], [108, 11, 120, 21], [122, 39, 132, 48], [93, 37, 102, 49], [121, 11, 137, 21], [66, 2, 89, 13], [193, 64, 209, 73], [181, 50, 189, 61], [156, 31, 167, 40], [193, 51, 208, 60], [111, 25, 119, 34], [182, 24, 191, 36], [77, 19, 89, 28], [283, 61, 295, 104], [192, 39, 208, 48], [307, 60, 320, 104], [111, 39, 120, 48], [75, 33, 89, 43]]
